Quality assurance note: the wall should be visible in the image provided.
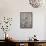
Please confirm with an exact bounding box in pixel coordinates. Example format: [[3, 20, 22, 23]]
[[0, 0, 46, 40]]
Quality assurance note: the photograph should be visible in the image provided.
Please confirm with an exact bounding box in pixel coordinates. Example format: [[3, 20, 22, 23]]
[[20, 12, 33, 28]]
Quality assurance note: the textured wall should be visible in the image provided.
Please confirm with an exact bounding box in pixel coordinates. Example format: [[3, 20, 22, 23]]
[[0, 0, 46, 40]]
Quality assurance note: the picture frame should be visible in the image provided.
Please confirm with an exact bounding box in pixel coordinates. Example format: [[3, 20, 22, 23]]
[[20, 12, 33, 28]]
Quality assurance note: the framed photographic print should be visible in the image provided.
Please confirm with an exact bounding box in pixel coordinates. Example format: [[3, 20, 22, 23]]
[[20, 12, 33, 28]]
